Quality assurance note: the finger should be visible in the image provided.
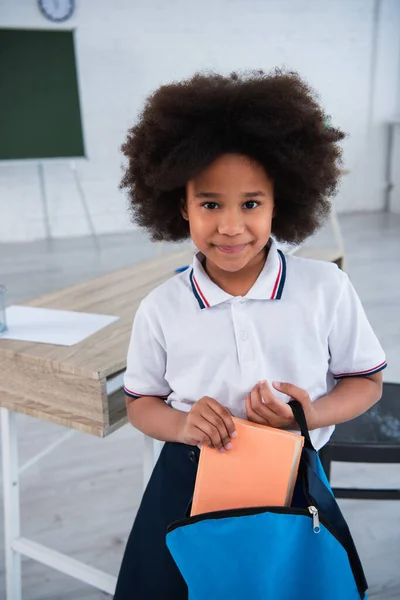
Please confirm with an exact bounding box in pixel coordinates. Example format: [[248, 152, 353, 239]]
[[204, 405, 232, 443], [198, 417, 228, 451], [249, 387, 271, 420], [202, 407, 232, 450], [206, 398, 237, 439], [250, 386, 289, 425], [272, 381, 309, 403], [245, 393, 266, 425], [246, 393, 281, 426], [260, 381, 293, 418], [191, 399, 226, 449], [258, 381, 283, 416], [185, 425, 213, 448], [258, 380, 275, 400]]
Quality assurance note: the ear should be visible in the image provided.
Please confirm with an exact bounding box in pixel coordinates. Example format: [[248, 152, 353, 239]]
[[180, 198, 189, 221]]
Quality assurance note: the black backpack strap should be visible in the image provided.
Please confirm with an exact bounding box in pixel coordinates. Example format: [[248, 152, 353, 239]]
[[288, 400, 314, 450], [303, 451, 368, 598]]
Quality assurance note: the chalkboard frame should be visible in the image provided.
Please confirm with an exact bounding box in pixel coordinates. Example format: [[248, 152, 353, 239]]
[[0, 27, 87, 162]]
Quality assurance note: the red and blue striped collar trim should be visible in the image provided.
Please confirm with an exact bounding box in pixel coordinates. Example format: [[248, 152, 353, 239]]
[[189, 248, 286, 310], [271, 249, 286, 300], [189, 270, 211, 309]]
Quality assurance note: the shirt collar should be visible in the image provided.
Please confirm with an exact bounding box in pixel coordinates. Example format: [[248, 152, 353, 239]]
[[189, 239, 286, 310]]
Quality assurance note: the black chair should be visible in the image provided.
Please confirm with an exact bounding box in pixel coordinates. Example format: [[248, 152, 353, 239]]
[[319, 382, 400, 500]]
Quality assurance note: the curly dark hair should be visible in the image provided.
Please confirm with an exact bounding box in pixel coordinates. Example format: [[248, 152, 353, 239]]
[[120, 68, 345, 244]]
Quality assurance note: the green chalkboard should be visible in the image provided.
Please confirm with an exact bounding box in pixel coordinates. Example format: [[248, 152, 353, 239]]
[[0, 29, 85, 160]]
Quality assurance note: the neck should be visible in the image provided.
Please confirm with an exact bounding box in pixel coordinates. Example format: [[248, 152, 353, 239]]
[[204, 247, 268, 297]]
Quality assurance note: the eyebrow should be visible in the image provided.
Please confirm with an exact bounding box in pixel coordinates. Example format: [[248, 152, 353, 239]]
[[195, 191, 266, 199]]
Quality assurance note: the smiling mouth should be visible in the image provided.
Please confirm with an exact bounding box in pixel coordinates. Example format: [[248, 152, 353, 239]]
[[215, 244, 248, 254]]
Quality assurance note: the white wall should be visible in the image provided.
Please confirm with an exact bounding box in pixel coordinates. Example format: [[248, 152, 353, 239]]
[[1, 0, 400, 242]]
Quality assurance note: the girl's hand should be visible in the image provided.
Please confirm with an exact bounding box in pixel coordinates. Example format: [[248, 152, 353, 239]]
[[179, 397, 237, 452], [245, 380, 317, 430]]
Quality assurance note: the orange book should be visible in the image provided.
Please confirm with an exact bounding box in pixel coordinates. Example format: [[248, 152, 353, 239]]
[[191, 417, 304, 516]]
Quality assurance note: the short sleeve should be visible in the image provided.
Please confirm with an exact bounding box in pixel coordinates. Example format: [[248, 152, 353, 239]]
[[124, 302, 171, 400], [328, 272, 387, 379]]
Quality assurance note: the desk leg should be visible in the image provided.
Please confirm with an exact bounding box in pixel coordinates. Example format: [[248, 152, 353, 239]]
[[1, 408, 22, 600]]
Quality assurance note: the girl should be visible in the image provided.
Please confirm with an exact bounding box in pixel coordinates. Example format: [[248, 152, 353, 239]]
[[114, 69, 386, 599]]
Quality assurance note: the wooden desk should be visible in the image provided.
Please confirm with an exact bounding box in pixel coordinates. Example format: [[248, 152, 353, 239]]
[[0, 247, 195, 437], [0, 246, 195, 600]]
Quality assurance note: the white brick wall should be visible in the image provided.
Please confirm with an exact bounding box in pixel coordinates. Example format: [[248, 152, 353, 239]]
[[1, 0, 400, 242]]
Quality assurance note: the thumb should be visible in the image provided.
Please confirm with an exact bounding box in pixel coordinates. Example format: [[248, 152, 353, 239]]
[[272, 381, 309, 404]]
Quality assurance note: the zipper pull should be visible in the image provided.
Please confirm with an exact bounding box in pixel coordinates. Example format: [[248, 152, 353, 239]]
[[308, 506, 320, 534]]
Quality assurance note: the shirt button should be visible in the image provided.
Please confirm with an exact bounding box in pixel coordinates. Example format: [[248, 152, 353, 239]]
[[240, 331, 248, 340], [189, 450, 197, 463]]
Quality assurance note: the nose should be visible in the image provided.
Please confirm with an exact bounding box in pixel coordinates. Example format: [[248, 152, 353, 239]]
[[217, 208, 245, 236]]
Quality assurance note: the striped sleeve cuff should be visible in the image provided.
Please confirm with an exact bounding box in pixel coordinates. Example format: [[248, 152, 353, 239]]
[[332, 360, 387, 380], [123, 386, 171, 400]]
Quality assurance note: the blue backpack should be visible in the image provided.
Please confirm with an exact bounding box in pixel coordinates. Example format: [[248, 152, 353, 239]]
[[166, 401, 368, 600]]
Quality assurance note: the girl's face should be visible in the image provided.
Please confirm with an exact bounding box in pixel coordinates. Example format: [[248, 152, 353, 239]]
[[183, 153, 275, 276]]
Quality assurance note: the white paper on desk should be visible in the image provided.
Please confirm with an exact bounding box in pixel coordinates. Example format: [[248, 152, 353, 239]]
[[0, 305, 119, 346]]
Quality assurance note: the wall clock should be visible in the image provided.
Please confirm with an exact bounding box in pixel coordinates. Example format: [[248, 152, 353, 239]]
[[38, 0, 75, 22]]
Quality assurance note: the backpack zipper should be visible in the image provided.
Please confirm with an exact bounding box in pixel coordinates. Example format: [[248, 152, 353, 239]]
[[167, 504, 324, 535], [308, 505, 320, 533]]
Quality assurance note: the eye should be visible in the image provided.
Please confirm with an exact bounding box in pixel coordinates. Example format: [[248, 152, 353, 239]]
[[243, 200, 260, 209], [201, 202, 219, 210]]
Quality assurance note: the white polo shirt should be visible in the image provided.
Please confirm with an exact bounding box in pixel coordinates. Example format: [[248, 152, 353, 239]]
[[124, 240, 386, 450]]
